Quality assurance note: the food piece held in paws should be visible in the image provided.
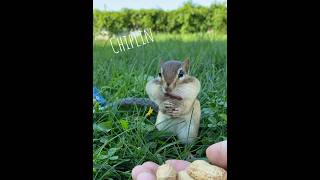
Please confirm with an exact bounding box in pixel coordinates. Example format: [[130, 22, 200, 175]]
[[156, 163, 177, 180], [187, 160, 227, 180]]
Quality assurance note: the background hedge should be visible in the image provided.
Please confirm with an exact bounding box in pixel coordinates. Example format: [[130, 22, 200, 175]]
[[93, 2, 227, 35]]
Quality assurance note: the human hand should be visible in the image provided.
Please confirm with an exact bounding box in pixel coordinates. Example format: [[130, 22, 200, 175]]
[[131, 140, 227, 180]]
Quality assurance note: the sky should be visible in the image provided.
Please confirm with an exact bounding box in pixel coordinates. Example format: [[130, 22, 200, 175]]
[[93, 0, 227, 11]]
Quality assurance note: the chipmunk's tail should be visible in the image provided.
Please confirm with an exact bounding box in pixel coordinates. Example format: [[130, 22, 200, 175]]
[[114, 98, 159, 113]]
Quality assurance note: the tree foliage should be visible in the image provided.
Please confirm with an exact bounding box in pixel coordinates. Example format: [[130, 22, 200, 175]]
[[93, 2, 227, 35]]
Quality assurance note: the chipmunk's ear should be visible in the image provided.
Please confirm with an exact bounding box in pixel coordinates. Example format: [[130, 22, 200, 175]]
[[183, 58, 189, 74]]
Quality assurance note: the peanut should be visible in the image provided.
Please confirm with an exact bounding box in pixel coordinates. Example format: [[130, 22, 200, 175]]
[[178, 170, 194, 180], [187, 160, 227, 180], [156, 163, 177, 180]]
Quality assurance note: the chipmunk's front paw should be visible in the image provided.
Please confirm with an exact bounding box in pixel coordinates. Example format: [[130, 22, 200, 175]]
[[165, 107, 181, 117], [160, 101, 174, 114], [164, 101, 175, 109], [171, 107, 182, 117], [162, 101, 182, 117]]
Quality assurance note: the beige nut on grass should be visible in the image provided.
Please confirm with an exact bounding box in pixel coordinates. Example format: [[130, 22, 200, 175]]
[[187, 160, 227, 180], [156, 163, 177, 180]]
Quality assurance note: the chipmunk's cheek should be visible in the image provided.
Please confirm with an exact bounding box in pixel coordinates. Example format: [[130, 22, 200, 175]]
[[161, 87, 166, 93], [173, 88, 183, 98], [172, 84, 177, 92]]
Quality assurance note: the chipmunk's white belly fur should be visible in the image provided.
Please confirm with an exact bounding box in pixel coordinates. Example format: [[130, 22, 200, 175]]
[[155, 99, 201, 144]]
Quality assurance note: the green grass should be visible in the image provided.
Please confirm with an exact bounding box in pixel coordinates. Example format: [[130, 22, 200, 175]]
[[93, 32, 227, 179]]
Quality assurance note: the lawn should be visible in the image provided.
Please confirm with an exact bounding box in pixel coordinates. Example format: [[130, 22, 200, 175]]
[[93, 32, 227, 179]]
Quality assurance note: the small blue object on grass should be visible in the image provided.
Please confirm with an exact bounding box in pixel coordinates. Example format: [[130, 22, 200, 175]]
[[93, 86, 107, 110]]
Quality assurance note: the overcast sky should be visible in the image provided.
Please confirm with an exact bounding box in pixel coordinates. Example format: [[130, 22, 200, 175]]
[[93, 0, 227, 11]]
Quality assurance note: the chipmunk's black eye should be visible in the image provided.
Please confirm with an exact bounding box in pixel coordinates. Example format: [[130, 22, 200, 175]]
[[178, 71, 184, 78], [158, 73, 162, 77]]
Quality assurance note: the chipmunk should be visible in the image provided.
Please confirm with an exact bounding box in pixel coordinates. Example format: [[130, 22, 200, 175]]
[[146, 59, 201, 145]]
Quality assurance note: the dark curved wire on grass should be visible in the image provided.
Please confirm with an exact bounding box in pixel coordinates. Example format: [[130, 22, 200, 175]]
[[112, 97, 159, 113]]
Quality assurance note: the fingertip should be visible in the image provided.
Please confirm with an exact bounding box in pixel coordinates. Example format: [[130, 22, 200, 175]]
[[136, 172, 156, 180], [132, 165, 153, 180], [142, 161, 159, 173], [206, 140, 227, 169], [206, 143, 216, 156]]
